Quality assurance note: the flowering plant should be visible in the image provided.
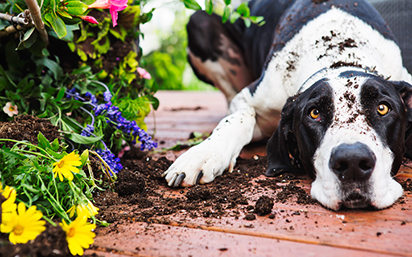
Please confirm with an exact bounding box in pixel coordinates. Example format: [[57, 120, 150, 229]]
[[0, 134, 105, 254]]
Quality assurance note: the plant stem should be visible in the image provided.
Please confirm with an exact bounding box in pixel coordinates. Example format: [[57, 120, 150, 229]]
[[89, 150, 116, 182], [24, 0, 48, 44], [38, 175, 71, 222], [42, 216, 57, 226], [0, 139, 56, 161]]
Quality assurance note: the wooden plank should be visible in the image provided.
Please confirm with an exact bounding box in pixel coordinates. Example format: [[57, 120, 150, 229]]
[[88, 222, 397, 257]]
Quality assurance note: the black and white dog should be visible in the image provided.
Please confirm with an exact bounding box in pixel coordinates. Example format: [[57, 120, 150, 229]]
[[162, 0, 412, 210]]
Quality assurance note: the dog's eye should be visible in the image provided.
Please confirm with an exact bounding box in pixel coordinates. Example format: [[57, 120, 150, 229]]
[[377, 104, 390, 116], [310, 108, 320, 120]]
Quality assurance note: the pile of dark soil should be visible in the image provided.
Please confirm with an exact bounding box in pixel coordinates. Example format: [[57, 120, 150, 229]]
[[0, 115, 61, 148]]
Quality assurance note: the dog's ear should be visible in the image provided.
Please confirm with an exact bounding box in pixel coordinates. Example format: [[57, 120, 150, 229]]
[[266, 94, 300, 177], [393, 80, 412, 159]]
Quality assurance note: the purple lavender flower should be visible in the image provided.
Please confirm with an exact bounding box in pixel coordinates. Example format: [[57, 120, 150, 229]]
[[65, 83, 157, 158], [96, 148, 123, 175], [91, 101, 157, 150], [85, 92, 98, 104], [103, 91, 112, 102], [81, 124, 95, 137], [66, 88, 80, 100]]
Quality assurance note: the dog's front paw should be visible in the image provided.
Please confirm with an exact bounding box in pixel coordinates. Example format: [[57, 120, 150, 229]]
[[162, 141, 236, 187]]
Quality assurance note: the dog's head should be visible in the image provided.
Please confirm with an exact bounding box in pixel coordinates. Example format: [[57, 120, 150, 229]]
[[266, 67, 412, 210]]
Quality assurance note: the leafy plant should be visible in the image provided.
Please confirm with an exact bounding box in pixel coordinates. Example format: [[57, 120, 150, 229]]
[[0, 134, 106, 224]]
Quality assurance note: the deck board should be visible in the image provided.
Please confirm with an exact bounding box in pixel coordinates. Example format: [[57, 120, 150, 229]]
[[86, 91, 412, 257]]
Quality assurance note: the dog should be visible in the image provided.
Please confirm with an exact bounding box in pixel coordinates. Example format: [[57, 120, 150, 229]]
[[162, 0, 412, 210]]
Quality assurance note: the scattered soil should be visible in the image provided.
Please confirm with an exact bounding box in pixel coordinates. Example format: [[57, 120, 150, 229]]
[[93, 154, 316, 229], [0, 115, 318, 256], [400, 178, 412, 192], [330, 61, 362, 69]]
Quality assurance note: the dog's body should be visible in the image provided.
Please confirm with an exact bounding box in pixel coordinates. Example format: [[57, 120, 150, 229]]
[[163, 0, 412, 210]]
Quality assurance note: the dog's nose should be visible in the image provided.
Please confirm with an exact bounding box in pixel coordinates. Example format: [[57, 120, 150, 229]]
[[329, 143, 376, 182]]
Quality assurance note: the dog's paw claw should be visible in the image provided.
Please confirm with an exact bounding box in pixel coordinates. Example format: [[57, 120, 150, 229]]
[[173, 173, 186, 187], [167, 173, 177, 187], [195, 170, 203, 185]]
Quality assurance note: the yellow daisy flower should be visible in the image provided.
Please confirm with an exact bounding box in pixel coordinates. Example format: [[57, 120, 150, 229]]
[[84, 200, 99, 217], [67, 200, 99, 218], [52, 152, 82, 181], [1, 202, 46, 244], [0, 184, 16, 199], [60, 215, 96, 256], [66, 205, 76, 218], [1, 185, 17, 223]]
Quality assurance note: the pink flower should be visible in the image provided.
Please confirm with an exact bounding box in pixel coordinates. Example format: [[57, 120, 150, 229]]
[[137, 67, 151, 80], [81, 15, 99, 24], [88, 0, 128, 27], [3, 102, 18, 117], [117, 146, 130, 158]]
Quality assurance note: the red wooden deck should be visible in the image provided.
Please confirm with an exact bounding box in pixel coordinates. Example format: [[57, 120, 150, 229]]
[[86, 91, 412, 257]]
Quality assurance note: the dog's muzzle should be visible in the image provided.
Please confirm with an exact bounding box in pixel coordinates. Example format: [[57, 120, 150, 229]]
[[329, 142, 376, 208]]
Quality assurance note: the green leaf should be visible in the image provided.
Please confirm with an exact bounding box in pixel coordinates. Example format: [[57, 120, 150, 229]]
[[80, 149, 89, 166], [34, 58, 63, 81], [69, 132, 103, 144], [0, 64, 17, 89], [44, 12, 67, 39], [39, 92, 52, 111], [55, 87, 66, 102], [230, 12, 240, 23], [37, 132, 52, 150], [109, 26, 127, 41], [62, 121, 103, 144], [224, 0, 231, 5], [244, 18, 251, 28], [58, 24, 79, 42], [183, 0, 201, 10], [249, 15, 264, 24], [205, 0, 213, 14], [65, 1, 88, 16], [56, 8, 73, 19], [91, 35, 111, 55], [147, 94, 159, 110], [116, 97, 151, 121], [222, 6, 231, 23], [51, 138, 60, 152], [236, 2, 250, 18], [15, 27, 36, 50]]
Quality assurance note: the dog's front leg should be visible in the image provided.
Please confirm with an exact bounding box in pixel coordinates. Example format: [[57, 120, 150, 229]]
[[163, 90, 256, 187]]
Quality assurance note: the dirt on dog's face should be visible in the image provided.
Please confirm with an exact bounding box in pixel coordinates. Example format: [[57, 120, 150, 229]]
[[267, 68, 412, 210]]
